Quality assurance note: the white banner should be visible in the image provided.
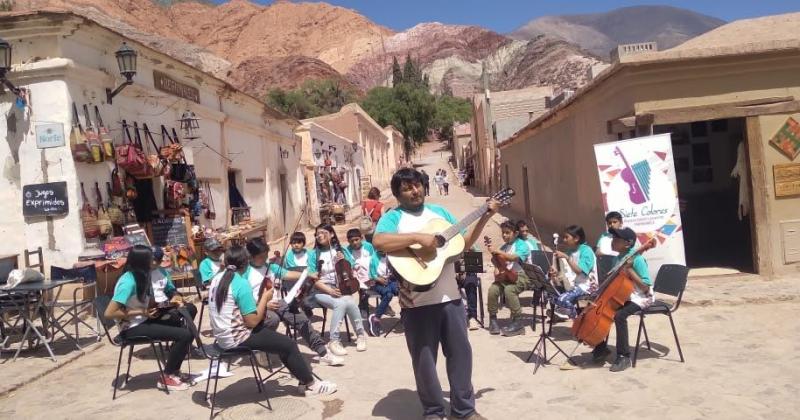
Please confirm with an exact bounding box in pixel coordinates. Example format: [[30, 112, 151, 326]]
[[594, 134, 686, 279]]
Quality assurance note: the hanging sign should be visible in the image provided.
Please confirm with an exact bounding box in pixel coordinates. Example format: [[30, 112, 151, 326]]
[[769, 117, 800, 160], [23, 181, 68, 217], [774, 163, 800, 197], [35, 122, 65, 149], [153, 70, 200, 103], [594, 134, 686, 279]]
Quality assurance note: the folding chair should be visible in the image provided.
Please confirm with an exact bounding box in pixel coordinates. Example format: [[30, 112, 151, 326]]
[[94, 295, 171, 399], [24, 247, 44, 274], [0, 257, 20, 343], [181, 307, 268, 420], [194, 270, 209, 331], [50, 265, 100, 342], [633, 264, 689, 367]]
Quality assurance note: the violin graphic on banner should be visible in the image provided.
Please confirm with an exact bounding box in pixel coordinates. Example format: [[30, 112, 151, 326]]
[[614, 146, 651, 205]]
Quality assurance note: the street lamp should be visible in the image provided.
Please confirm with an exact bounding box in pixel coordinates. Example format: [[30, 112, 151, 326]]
[[279, 146, 289, 159], [179, 109, 201, 139], [0, 37, 21, 96], [106, 42, 137, 104]]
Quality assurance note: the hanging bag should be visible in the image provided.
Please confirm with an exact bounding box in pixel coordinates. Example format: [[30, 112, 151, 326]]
[[95, 105, 115, 159], [159, 125, 184, 162], [80, 182, 100, 239], [359, 201, 378, 234], [110, 165, 124, 197], [205, 182, 216, 220], [70, 103, 92, 163], [83, 104, 104, 163], [164, 180, 187, 209], [142, 124, 170, 177], [106, 182, 125, 226], [116, 120, 150, 178], [95, 182, 112, 238]]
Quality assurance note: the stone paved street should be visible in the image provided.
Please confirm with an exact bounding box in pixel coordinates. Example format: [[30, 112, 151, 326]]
[[2, 142, 799, 420]]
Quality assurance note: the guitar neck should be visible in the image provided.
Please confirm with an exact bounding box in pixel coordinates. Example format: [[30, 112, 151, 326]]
[[441, 203, 488, 241]]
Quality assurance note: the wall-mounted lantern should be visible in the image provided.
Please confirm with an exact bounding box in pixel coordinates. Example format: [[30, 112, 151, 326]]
[[106, 42, 137, 104], [0, 37, 21, 97], [279, 146, 289, 159], [179, 109, 201, 139]]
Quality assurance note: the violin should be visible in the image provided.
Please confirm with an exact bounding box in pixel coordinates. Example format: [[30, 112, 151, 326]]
[[333, 247, 360, 295], [571, 237, 656, 347], [484, 236, 518, 284]]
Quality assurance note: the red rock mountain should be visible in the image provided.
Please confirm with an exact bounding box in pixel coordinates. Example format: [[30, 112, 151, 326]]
[[11, 0, 603, 97]]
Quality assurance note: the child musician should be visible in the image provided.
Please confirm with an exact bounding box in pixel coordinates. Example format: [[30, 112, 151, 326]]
[[591, 227, 653, 372], [516, 220, 541, 259], [366, 252, 398, 336], [486, 221, 531, 337], [596, 211, 624, 257], [199, 238, 224, 285], [550, 225, 598, 319], [343, 228, 380, 314], [285, 232, 309, 269], [244, 238, 343, 366]]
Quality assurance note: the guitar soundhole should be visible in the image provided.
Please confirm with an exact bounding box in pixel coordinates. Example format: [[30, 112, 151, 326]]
[[434, 235, 446, 248]]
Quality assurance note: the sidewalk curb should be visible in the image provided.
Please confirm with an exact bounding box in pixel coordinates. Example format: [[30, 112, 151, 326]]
[[0, 341, 105, 398]]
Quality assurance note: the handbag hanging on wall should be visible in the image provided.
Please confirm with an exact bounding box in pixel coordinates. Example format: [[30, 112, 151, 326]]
[[95, 182, 112, 238], [84, 104, 104, 163], [116, 120, 150, 178], [80, 182, 100, 239], [70, 103, 92, 163], [105, 182, 125, 227], [205, 182, 216, 220], [95, 105, 115, 159], [141, 123, 170, 178]]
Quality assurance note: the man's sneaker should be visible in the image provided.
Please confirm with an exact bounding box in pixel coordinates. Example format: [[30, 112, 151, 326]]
[[156, 374, 189, 391], [488, 318, 501, 335], [592, 345, 611, 364], [468, 318, 479, 331], [328, 341, 348, 356], [356, 334, 367, 352], [609, 355, 632, 372], [304, 380, 338, 397], [368, 314, 382, 336], [319, 352, 345, 366], [501, 320, 525, 337]]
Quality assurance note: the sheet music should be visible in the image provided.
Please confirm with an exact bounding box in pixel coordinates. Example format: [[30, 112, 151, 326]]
[[282, 269, 308, 305]]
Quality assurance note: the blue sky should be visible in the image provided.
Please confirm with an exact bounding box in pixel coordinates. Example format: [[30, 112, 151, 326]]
[[234, 1, 799, 33]]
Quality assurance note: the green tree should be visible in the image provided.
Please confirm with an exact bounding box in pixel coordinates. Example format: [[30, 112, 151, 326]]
[[391, 56, 403, 87], [265, 78, 358, 120]]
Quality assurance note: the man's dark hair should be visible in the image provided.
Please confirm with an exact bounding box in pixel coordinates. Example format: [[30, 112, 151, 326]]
[[605, 211, 623, 222], [500, 220, 519, 232], [390, 168, 424, 197], [516, 220, 530, 229], [346, 228, 363, 240]]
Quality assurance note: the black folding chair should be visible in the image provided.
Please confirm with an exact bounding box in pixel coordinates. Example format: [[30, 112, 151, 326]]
[[181, 307, 268, 420], [633, 264, 689, 367], [94, 295, 170, 399], [50, 265, 100, 342]]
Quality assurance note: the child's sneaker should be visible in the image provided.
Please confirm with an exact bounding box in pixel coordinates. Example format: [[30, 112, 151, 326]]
[[156, 374, 189, 391], [368, 314, 383, 336], [304, 380, 338, 396], [356, 334, 367, 352], [328, 341, 347, 356], [319, 352, 344, 366]]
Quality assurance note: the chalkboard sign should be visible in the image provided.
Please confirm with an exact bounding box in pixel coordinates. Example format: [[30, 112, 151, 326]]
[[23, 181, 69, 217], [151, 216, 190, 247]]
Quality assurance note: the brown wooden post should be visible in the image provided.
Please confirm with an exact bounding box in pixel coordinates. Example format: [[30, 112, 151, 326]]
[[745, 116, 774, 277]]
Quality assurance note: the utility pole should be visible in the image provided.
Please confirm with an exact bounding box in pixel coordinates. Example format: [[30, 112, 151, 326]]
[[480, 61, 498, 192]]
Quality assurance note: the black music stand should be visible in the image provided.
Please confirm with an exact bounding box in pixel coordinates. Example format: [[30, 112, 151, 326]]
[[457, 251, 486, 327], [521, 261, 575, 374]]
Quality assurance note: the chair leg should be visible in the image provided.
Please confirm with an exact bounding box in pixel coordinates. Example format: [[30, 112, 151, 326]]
[[210, 356, 223, 420], [151, 343, 169, 395], [633, 314, 645, 368], [531, 293, 538, 332], [113, 345, 125, 400], [199, 304, 205, 333], [344, 315, 352, 342], [322, 308, 327, 340], [124, 345, 134, 384], [668, 313, 685, 363], [641, 319, 652, 350], [248, 353, 263, 393], [204, 359, 214, 400]]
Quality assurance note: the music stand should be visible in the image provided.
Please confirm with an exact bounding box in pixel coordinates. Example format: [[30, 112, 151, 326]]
[[456, 251, 486, 327], [521, 261, 575, 374]]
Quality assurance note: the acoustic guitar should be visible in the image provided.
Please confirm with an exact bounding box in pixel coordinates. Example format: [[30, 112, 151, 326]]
[[387, 188, 515, 289]]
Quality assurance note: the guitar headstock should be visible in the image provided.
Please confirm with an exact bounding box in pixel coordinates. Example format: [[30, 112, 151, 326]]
[[483, 235, 492, 247], [491, 188, 515, 206]]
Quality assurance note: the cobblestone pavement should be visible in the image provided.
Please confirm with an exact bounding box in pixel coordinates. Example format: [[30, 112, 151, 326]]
[[2, 141, 799, 420]]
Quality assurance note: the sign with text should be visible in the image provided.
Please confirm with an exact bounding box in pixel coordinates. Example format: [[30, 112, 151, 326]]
[[153, 70, 200, 103], [35, 122, 65, 149], [23, 181, 68, 217], [774, 163, 800, 197], [594, 134, 686, 279], [151, 216, 190, 248]]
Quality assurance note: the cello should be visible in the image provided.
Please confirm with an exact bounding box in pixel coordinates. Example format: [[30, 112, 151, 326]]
[[571, 238, 656, 347]]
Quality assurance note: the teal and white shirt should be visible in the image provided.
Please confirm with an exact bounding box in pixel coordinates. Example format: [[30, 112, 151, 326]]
[[150, 268, 177, 304], [285, 249, 309, 269], [199, 257, 221, 285], [346, 241, 380, 288], [245, 263, 288, 302], [566, 243, 598, 292], [307, 246, 356, 288], [500, 238, 531, 273], [614, 249, 653, 308], [375, 203, 461, 309], [596, 232, 618, 257], [208, 271, 257, 349], [111, 271, 150, 332]]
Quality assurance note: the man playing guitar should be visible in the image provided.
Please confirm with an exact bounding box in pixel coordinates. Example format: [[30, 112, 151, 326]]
[[373, 168, 499, 420]]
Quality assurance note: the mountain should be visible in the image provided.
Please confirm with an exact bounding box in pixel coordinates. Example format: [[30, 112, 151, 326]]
[[510, 5, 725, 59], [11, 1, 679, 98]]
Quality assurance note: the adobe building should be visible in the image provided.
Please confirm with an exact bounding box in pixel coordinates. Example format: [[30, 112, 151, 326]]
[[499, 13, 800, 278]]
